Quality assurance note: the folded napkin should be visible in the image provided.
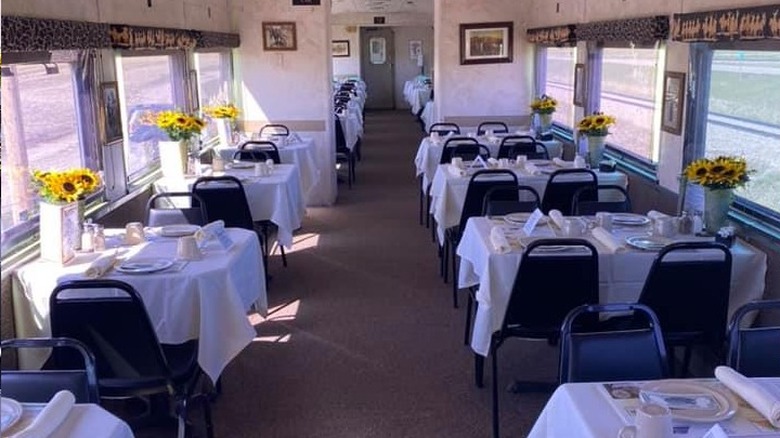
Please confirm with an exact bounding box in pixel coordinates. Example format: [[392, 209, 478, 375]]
[[573, 155, 587, 169], [195, 220, 225, 243], [447, 164, 467, 178], [490, 227, 511, 254], [715, 366, 780, 427], [552, 158, 573, 168], [524, 162, 540, 175], [14, 390, 75, 438], [647, 210, 669, 220], [591, 226, 625, 253], [85, 253, 116, 278], [548, 210, 565, 229]]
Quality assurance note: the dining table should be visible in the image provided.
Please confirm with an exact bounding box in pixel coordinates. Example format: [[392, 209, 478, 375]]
[[457, 216, 768, 357], [13, 227, 265, 383], [155, 164, 306, 249], [2, 402, 135, 438]]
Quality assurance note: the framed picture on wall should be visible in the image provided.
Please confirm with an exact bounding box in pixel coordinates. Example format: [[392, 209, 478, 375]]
[[573, 63, 586, 107], [332, 40, 350, 57], [661, 71, 686, 135], [262, 22, 297, 51], [409, 40, 423, 61], [99, 82, 123, 144], [459, 22, 513, 65]]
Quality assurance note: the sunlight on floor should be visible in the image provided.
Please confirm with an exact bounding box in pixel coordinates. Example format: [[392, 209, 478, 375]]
[[248, 299, 301, 326], [252, 334, 292, 343], [274, 232, 320, 254]]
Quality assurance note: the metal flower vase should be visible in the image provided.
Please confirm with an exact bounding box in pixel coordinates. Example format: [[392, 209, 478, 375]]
[[158, 140, 188, 179], [704, 188, 733, 234], [586, 135, 606, 168], [538, 113, 553, 133]]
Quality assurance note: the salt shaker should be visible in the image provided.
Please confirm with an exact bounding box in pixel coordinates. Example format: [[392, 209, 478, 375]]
[[92, 224, 106, 251], [81, 222, 95, 252], [678, 210, 693, 235], [692, 210, 704, 235]]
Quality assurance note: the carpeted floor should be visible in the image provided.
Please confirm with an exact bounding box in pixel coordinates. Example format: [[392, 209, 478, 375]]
[[138, 110, 557, 437]]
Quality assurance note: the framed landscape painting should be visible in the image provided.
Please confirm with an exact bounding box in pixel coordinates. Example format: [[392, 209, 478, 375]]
[[262, 22, 297, 51], [459, 22, 513, 65], [332, 40, 350, 57], [661, 71, 686, 135]]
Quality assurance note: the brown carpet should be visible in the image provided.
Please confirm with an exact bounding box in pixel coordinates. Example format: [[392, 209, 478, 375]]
[[138, 110, 557, 438]]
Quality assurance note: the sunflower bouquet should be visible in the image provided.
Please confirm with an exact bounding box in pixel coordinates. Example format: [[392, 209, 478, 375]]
[[530, 95, 557, 114], [577, 112, 616, 137], [684, 156, 751, 190], [155, 110, 206, 141], [32, 168, 102, 204], [204, 103, 240, 120]]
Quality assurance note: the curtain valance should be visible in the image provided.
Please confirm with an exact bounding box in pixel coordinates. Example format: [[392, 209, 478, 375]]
[[527, 25, 577, 47], [109, 24, 197, 50], [1, 16, 111, 52], [196, 31, 241, 49], [672, 5, 780, 42], [577, 16, 669, 44]]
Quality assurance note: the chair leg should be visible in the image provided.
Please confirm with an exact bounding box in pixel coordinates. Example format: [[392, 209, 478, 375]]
[[492, 347, 500, 438], [464, 293, 473, 345], [682, 345, 693, 377], [176, 398, 188, 438], [667, 346, 677, 377], [418, 177, 424, 226], [203, 396, 215, 438], [452, 247, 459, 308], [280, 245, 288, 267], [475, 353, 485, 388]]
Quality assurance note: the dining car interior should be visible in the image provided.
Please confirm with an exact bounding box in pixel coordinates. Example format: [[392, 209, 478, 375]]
[[2, 0, 780, 437]]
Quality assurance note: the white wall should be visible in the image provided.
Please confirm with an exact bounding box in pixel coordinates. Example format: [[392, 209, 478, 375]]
[[331, 12, 432, 27], [332, 25, 361, 79], [393, 26, 434, 109]]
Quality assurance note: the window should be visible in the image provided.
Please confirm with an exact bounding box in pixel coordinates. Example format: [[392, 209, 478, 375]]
[[599, 46, 663, 162], [543, 47, 577, 129], [195, 51, 233, 140], [704, 49, 780, 213], [1, 61, 88, 249]]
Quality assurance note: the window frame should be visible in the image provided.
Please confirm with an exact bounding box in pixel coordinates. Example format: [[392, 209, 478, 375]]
[[193, 49, 235, 145], [536, 45, 578, 132]]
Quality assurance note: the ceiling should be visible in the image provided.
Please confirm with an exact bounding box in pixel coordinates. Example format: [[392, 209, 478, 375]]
[[331, 0, 433, 15]]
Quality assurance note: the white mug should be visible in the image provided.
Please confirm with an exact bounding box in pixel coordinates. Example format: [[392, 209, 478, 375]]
[[563, 218, 586, 237], [618, 403, 673, 438], [254, 162, 267, 177], [265, 159, 275, 171], [653, 217, 677, 238], [515, 155, 528, 167], [596, 212, 613, 231], [124, 222, 145, 245], [498, 158, 510, 169], [177, 236, 202, 261], [451, 157, 464, 169], [212, 156, 225, 172]]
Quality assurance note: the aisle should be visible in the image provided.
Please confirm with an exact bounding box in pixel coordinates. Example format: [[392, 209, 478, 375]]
[[150, 111, 556, 437]]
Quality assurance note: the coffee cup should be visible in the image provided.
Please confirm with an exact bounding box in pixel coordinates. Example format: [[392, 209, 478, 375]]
[[653, 217, 677, 238], [451, 157, 464, 169], [177, 236, 202, 261], [265, 159, 275, 171], [618, 403, 673, 438], [596, 212, 613, 231], [254, 162, 267, 177], [124, 222, 145, 245], [212, 156, 225, 172], [563, 218, 586, 237], [498, 158, 510, 169], [515, 155, 528, 167]]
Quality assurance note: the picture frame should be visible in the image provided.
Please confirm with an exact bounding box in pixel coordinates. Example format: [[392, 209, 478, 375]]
[[99, 82, 123, 144], [332, 40, 350, 58], [661, 71, 686, 135], [459, 22, 513, 65], [292, 0, 320, 5], [573, 63, 586, 107], [262, 22, 297, 51], [409, 40, 422, 61]]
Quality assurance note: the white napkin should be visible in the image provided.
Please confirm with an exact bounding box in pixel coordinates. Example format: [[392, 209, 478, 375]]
[[446, 164, 466, 178], [85, 253, 116, 278], [552, 158, 573, 168], [591, 226, 625, 253], [195, 220, 225, 243], [715, 366, 780, 427], [573, 155, 587, 169], [524, 162, 540, 175], [548, 209, 565, 229], [647, 210, 669, 220], [14, 390, 75, 438], [490, 227, 511, 254]]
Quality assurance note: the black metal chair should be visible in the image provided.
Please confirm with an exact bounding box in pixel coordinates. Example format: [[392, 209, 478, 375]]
[[335, 115, 355, 188], [477, 121, 509, 136], [481, 185, 541, 216], [50, 280, 213, 438], [239, 141, 281, 164], [727, 300, 780, 377], [232, 149, 269, 163], [1, 337, 100, 404], [258, 124, 290, 137], [497, 136, 550, 160], [145, 192, 208, 227], [481, 239, 599, 438], [541, 168, 598, 215], [429, 122, 461, 136], [439, 138, 490, 164], [444, 170, 518, 307], [559, 303, 670, 384], [572, 185, 632, 215], [638, 242, 732, 376]]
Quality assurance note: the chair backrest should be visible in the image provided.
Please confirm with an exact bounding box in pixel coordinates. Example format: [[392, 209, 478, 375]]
[[482, 185, 541, 216], [541, 169, 598, 215], [258, 124, 290, 137], [239, 140, 281, 164], [439, 138, 484, 164], [232, 149, 269, 163], [334, 116, 349, 153], [145, 192, 208, 227], [429, 122, 461, 136], [192, 176, 255, 230], [477, 121, 509, 135], [559, 303, 669, 384], [572, 184, 632, 215], [49, 280, 174, 392], [458, 170, 519, 235], [501, 239, 599, 336], [638, 242, 732, 347], [1, 337, 100, 403], [727, 300, 780, 377], [497, 137, 550, 160]]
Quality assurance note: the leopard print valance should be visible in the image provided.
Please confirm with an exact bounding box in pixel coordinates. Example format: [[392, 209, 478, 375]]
[[109, 25, 197, 50], [672, 5, 780, 42], [527, 25, 577, 47], [577, 15, 670, 44], [1, 16, 111, 52], [196, 31, 240, 49]]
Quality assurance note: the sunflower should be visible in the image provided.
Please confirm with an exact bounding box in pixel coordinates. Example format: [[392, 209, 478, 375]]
[[48, 173, 83, 202], [72, 168, 100, 192], [684, 159, 711, 184]]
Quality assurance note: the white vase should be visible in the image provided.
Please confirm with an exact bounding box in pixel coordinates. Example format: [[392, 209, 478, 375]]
[[704, 188, 734, 234], [216, 119, 233, 147], [586, 135, 607, 168], [158, 140, 188, 179], [39, 201, 79, 264], [538, 113, 553, 131]]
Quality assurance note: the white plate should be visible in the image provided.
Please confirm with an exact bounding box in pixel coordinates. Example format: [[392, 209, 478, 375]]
[[503, 213, 549, 225], [160, 224, 201, 238], [529, 159, 552, 167], [1, 398, 23, 433], [116, 258, 175, 274], [229, 161, 254, 169], [612, 213, 651, 226], [640, 380, 737, 423], [625, 235, 671, 251]]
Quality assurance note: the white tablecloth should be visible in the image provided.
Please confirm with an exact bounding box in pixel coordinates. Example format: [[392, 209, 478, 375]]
[[13, 228, 264, 383], [421, 101, 435, 133], [338, 111, 362, 152], [528, 379, 780, 437], [215, 136, 320, 204], [429, 164, 627, 243], [5, 403, 134, 438], [415, 136, 564, 192], [457, 217, 768, 357], [156, 164, 306, 249]]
